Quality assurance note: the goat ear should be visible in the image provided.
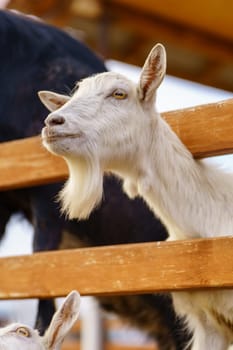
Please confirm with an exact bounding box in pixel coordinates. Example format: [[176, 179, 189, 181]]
[[38, 91, 70, 112], [43, 290, 81, 350], [138, 43, 166, 102]]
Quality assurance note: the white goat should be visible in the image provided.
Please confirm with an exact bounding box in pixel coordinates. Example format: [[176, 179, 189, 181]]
[[39, 44, 233, 350], [0, 290, 80, 350]]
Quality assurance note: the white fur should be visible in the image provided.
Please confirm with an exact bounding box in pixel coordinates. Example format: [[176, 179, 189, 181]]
[[0, 291, 80, 350], [39, 44, 233, 349]]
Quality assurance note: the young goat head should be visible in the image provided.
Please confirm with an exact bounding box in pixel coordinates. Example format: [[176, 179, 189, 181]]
[[0, 291, 80, 350], [39, 43, 166, 219]]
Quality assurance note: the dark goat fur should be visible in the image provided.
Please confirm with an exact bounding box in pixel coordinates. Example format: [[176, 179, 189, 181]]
[[0, 10, 190, 350]]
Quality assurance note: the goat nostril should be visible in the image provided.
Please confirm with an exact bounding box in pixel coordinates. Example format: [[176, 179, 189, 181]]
[[48, 115, 65, 126]]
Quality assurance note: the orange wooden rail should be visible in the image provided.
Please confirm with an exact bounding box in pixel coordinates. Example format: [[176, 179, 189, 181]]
[[0, 237, 233, 300]]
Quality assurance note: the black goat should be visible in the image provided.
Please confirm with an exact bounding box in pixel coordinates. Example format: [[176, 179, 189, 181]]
[[0, 10, 190, 350]]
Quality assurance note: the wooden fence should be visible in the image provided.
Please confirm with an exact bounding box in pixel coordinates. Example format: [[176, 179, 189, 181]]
[[0, 98, 232, 349]]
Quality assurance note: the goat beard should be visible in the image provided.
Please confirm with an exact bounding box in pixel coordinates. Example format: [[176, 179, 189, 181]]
[[59, 155, 103, 220]]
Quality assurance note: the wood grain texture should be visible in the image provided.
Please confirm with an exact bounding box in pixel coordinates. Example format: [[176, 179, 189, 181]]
[[0, 98, 232, 190], [163, 98, 233, 158], [0, 136, 68, 189], [0, 237, 233, 300]]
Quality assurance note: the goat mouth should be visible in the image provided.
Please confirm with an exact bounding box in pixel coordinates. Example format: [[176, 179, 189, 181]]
[[42, 128, 83, 143]]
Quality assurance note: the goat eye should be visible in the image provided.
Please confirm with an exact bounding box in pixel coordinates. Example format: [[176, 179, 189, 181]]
[[15, 327, 30, 337], [112, 89, 127, 100]]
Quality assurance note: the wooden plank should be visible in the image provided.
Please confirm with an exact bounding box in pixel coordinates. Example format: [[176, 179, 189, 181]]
[[0, 237, 233, 300], [0, 136, 68, 190], [163, 99, 233, 158], [0, 98, 232, 190]]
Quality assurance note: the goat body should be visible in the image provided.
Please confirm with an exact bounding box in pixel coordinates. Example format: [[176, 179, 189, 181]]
[[0, 10, 187, 350], [40, 44, 233, 350], [0, 291, 80, 350]]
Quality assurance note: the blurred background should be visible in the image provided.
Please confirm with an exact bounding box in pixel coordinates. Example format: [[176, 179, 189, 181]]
[[0, 1, 232, 349], [2, 0, 233, 92]]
